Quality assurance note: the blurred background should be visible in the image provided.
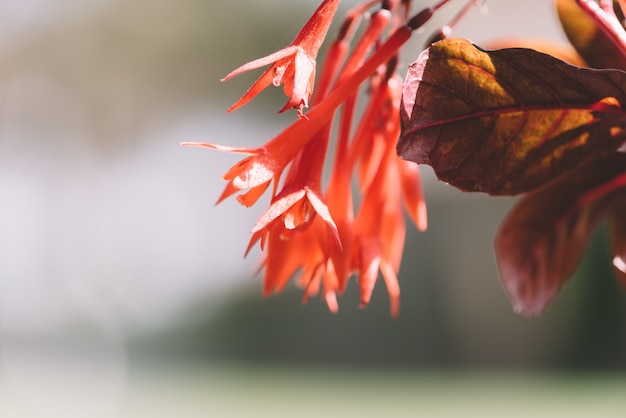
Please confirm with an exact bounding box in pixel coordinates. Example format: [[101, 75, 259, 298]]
[[0, 0, 624, 417]]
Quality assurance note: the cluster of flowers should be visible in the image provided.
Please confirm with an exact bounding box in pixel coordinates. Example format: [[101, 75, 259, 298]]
[[183, 0, 476, 315]]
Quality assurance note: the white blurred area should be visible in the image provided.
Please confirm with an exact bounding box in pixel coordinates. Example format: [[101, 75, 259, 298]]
[[0, 0, 577, 416], [0, 0, 271, 415], [0, 0, 279, 332]]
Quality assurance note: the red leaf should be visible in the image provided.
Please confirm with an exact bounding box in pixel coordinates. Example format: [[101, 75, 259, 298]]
[[398, 38, 626, 195], [494, 153, 626, 316], [556, 0, 626, 70]]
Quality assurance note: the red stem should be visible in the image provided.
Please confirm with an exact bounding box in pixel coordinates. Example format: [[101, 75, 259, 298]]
[[265, 23, 417, 166]]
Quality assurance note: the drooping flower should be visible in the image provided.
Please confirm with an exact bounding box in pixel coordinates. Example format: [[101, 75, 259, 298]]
[[222, 0, 340, 116], [244, 125, 341, 256], [187, 0, 475, 316], [348, 69, 427, 316]]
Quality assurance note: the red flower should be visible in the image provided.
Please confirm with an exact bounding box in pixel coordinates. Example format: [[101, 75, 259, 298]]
[[245, 126, 342, 256], [222, 0, 340, 116], [181, 143, 278, 207], [187, 1, 456, 315], [348, 71, 427, 316]]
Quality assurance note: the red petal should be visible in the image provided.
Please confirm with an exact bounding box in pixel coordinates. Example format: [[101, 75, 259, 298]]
[[251, 189, 307, 234], [355, 237, 382, 309], [261, 229, 304, 296], [380, 261, 400, 318], [179, 142, 257, 154], [221, 46, 298, 81], [399, 159, 427, 232], [235, 181, 271, 208], [305, 188, 341, 249]]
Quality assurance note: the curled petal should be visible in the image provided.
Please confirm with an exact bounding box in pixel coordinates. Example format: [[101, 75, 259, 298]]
[[278, 50, 316, 113], [251, 187, 339, 238], [235, 181, 271, 208], [181, 142, 279, 207], [224, 156, 275, 189], [252, 189, 308, 234], [222, 46, 299, 82]]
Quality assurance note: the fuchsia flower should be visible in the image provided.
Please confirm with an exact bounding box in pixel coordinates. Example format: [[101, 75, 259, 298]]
[[185, 1, 450, 316], [222, 0, 340, 116]]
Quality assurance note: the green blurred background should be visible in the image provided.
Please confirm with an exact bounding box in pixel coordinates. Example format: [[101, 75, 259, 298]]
[[0, 0, 624, 417]]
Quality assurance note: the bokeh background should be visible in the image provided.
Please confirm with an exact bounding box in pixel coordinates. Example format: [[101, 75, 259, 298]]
[[0, 0, 624, 417]]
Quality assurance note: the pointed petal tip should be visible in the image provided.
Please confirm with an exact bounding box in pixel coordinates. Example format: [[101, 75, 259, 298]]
[[179, 142, 259, 154], [226, 100, 247, 114], [226, 102, 244, 113], [180, 141, 209, 148], [304, 188, 343, 249], [358, 289, 373, 310], [417, 201, 428, 232], [325, 291, 339, 314], [244, 231, 264, 258]]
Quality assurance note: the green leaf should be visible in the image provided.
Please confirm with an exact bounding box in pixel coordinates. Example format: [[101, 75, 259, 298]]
[[398, 38, 626, 195]]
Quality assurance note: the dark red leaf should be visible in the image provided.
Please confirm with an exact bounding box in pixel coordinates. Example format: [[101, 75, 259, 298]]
[[398, 38, 626, 195], [556, 0, 626, 70], [494, 153, 626, 316]]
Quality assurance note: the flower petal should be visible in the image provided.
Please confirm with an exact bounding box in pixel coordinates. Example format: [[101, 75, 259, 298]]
[[380, 260, 400, 318], [305, 188, 341, 249], [251, 189, 307, 234], [226, 52, 299, 113], [221, 46, 299, 82], [179, 142, 257, 154], [399, 160, 427, 232], [356, 239, 382, 309]]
